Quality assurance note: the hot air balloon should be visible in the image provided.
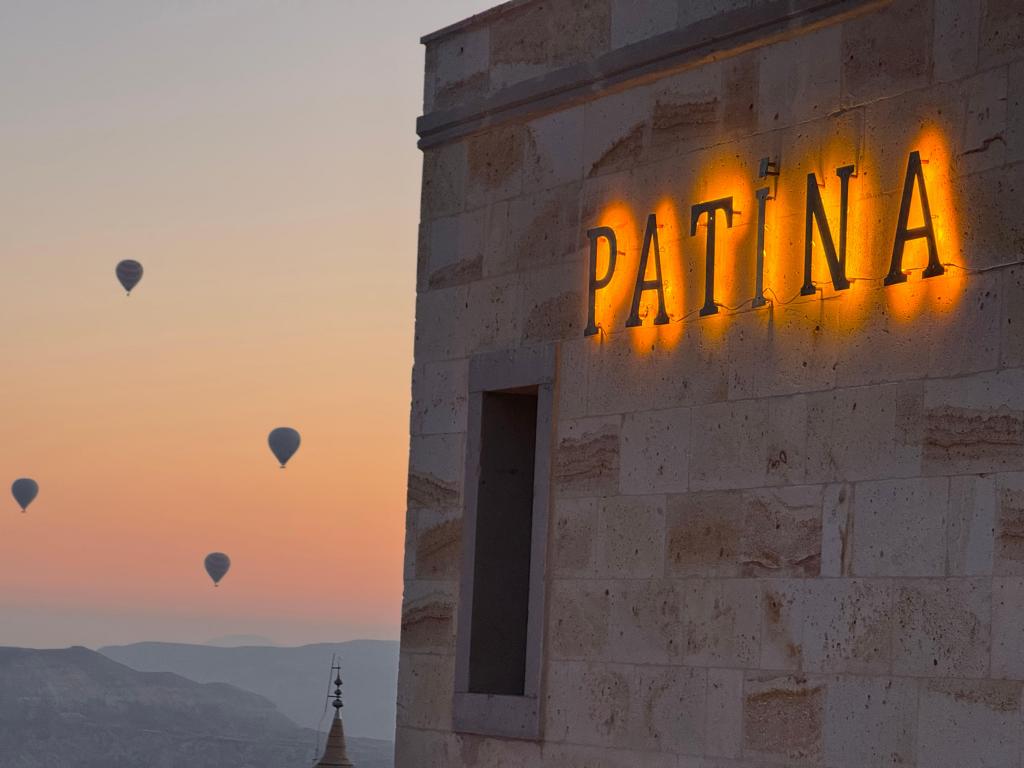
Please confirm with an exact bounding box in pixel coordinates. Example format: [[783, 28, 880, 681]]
[[268, 427, 301, 468], [204, 552, 231, 587], [115, 260, 144, 295], [11, 478, 38, 513]]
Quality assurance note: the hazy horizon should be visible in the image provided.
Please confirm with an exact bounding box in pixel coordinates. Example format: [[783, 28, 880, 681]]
[[1, 0, 494, 649]]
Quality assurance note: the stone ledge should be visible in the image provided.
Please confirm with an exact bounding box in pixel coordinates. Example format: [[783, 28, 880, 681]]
[[418, 0, 890, 149]]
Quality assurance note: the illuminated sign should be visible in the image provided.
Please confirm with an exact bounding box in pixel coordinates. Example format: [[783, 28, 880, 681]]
[[584, 151, 945, 338]]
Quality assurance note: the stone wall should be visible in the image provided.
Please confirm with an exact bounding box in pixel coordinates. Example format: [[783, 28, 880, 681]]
[[400, 0, 1024, 765]]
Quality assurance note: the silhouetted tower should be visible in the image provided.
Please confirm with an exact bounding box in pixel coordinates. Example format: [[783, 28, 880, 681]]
[[314, 663, 354, 768]]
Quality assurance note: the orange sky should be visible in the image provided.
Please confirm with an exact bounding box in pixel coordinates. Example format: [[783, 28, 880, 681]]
[[0, 0, 493, 649]]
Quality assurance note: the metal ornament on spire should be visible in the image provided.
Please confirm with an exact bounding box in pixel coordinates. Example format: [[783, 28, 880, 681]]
[[314, 662, 354, 768]]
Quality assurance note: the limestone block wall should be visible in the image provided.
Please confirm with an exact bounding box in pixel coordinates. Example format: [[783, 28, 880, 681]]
[[400, 0, 1024, 765]]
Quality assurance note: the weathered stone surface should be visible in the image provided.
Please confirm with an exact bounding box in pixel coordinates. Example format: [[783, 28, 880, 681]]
[[466, 124, 524, 207], [740, 486, 822, 577], [850, 477, 949, 577], [414, 509, 462, 580], [520, 266, 584, 343], [823, 676, 919, 768], [991, 577, 1024, 679], [681, 579, 761, 667], [552, 497, 599, 577], [995, 472, 1024, 575], [421, 141, 467, 220], [555, 416, 621, 497], [948, 474, 996, 576], [608, 579, 680, 664], [842, 0, 933, 105], [545, 661, 633, 748], [758, 26, 841, 132], [620, 407, 691, 495], [933, 0, 981, 81], [743, 674, 825, 763], [892, 579, 991, 677], [426, 210, 485, 290], [549, 579, 610, 660], [917, 679, 1023, 768], [401, 583, 456, 653], [635, 665, 705, 754], [610, 0, 677, 49], [979, 0, 1024, 67], [410, 358, 468, 436], [820, 483, 853, 577], [802, 579, 893, 675], [407, 433, 463, 509], [433, 27, 490, 111], [689, 399, 769, 491], [600, 495, 666, 578], [705, 667, 743, 758], [524, 106, 585, 193], [396, 652, 454, 730], [667, 490, 743, 577]]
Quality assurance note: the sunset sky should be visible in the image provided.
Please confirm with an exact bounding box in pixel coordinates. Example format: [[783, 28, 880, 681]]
[[0, 0, 493, 649]]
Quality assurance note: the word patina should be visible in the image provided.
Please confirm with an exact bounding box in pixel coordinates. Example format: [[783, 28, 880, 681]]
[[584, 151, 942, 337]]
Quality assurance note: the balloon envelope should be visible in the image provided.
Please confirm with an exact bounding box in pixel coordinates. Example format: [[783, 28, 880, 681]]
[[268, 427, 301, 468], [11, 478, 38, 512], [115, 260, 144, 294], [204, 552, 231, 586]]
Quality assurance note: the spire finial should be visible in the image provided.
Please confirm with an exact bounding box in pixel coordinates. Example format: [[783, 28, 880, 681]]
[[331, 662, 344, 712]]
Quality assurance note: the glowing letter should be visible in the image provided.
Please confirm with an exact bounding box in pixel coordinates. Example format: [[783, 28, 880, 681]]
[[585, 226, 617, 336], [752, 187, 771, 308], [885, 150, 944, 285], [801, 165, 855, 295], [625, 213, 670, 328], [690, 197, 735, 317]]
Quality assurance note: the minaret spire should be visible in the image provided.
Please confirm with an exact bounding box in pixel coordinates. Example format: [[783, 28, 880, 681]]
[[314, 661, 354, 767]]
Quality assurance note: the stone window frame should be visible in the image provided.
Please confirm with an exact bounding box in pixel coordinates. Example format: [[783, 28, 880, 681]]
[[453, 345, 556, 740]]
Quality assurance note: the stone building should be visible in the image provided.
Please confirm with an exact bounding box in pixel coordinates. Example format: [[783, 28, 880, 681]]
[[399, 0, 1024, 765]]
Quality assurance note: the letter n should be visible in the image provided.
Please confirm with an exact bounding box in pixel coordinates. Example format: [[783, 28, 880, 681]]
[[801, 166, 855, 295]]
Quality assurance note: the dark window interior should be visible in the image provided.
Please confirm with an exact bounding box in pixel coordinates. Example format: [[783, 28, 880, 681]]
[[468, 389, 538, 696]]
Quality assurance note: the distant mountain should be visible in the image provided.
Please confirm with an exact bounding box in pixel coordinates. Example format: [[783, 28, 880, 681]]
[[100, 639, 399, 741], [205, 635, 278, 647], [0, 646, 391, 768]]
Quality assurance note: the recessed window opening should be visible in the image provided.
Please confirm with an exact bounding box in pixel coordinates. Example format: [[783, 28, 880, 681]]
[[468, 387, 538, 696]]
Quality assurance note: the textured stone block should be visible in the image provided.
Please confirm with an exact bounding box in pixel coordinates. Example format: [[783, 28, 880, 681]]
[[545, 661, 634, 748], [820, 483, 853, 577], [960, 67, 1009, 176], [850, 477, 949, 577], [410, 358, 468, 436], [552, 497, 599, 577], [743, 674, 825, 763], [464, 274, 523, 354], [802, 579, 893, 674], [647, 64, 721, 161], [426, 210, 485, 290], [401, 581, 456, 653], [823, 676, 919, 768], [917, 679, 1022, 768], [549, 579, 610, 660], [933, 0, 981, 81], [520, 264, 585, 344], [992, 577, 1024, 679], [600, 495, 666, 577], [407, 433, 463, 510], [705, 668, 743, 758], [415, 284, 470, 362], [947, 474, 996, 576], [758, 25, 841, 132], [396, 652, 454, 729], [555, 416, 622, 498], [995, 472, 1024, 575], [540, 745, 678, 768], [766, 395, 808, 487], [508, 182, 582, 272], [414, 508, 462, 580], [805, 381, 923, 484], [761, 580, 809, 671], [524, 106, 585, 193], [841, 0, 933, 105], [557, 338, 590, 421], [892, 579, 991, 677], [689, 398, 769, 491], [583, 86, 652, 178], [681, 579, 761, 667], [433, 27, 490, 112], [394, 727, 452, 768], [466, 124, 524, 208], [741, 486, 822, 577], [421, 141, 467, 220], [608, 579, 681, 664], [979, 0, 1024, 67], [1009, 61, 1024, 164], [667, 490, 744, 577], [635, 665, 706, 754], [922, 369, 1024, 475], [610, 0, 677, 49], [620, 407, 691, 495]]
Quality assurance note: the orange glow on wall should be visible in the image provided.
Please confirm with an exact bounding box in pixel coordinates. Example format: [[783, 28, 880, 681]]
[[585, 127, 965, 348]]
